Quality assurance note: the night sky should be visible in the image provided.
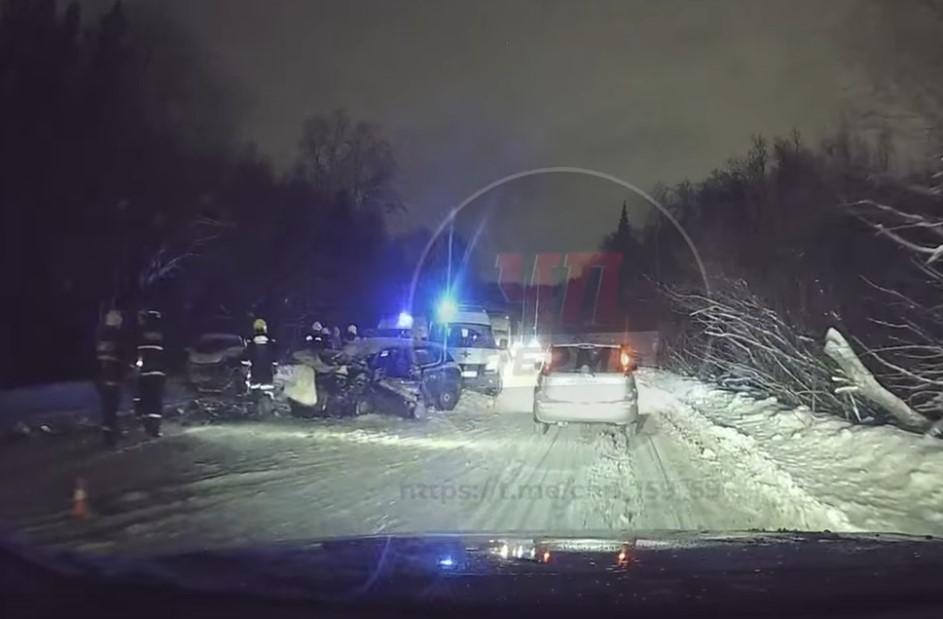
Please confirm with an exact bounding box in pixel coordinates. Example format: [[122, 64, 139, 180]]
[[113, 0, 915, 260]]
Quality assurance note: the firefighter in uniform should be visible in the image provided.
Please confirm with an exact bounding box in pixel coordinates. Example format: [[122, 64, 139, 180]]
[[344, 323, 359, 344], [245, 318, 277, 415], [320, 327, 333, 350], [135, 310, 166, 437], [246, 318, 277, 385], [96, 309, 125, 447], [305, 321, 324, 348]]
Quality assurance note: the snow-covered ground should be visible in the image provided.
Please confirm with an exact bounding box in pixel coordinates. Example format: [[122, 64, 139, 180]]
[[648, 371, 943, 535], [0, 369, 940, 557]]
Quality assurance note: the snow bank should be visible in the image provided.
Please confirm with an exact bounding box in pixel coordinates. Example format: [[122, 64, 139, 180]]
[[642, 369, 943, 536], [0, 382, 97, 418], [0, 380, 190, 432]]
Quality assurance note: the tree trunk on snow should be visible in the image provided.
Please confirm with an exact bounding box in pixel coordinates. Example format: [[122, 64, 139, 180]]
[[823, 328, 932, 431]]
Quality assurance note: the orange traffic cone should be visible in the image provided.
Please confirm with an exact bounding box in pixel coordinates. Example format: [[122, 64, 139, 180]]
[[72, 477, 88, 520]]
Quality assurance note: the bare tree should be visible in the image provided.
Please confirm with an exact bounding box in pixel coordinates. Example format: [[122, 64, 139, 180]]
[[136, 215, 229, 292], [837, 194, 943, 433], [297, 109, 401, 212], [663, 279, 868, 419], [844, 1, 943, 149], [823, 328, 934, 432]]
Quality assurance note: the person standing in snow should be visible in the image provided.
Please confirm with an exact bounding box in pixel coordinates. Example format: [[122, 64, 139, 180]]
[[344, 323, 359, 345], [245, 318, 278, 416], [331, 325, 343, 349], [305, 320, 324, 348], [246, 318, 278, 388], [135, 309, 166, 438], [95, 309, 126, 447], [319, 327, 333, 350]]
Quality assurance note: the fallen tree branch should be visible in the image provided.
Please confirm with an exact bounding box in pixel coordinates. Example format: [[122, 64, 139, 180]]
[[823, 328, 932, 431], [661, 279, 862, 417]]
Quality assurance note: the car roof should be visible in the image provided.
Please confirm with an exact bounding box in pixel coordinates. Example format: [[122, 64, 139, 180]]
[[344, 337, 445, 356]]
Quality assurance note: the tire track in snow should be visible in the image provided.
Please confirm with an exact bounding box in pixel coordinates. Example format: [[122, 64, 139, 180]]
[[462, 419, 562, 531], [639, 434, 684, 529]]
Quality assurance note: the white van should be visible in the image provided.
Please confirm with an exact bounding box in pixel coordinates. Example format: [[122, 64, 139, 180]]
[[430, 305, 502, 395]]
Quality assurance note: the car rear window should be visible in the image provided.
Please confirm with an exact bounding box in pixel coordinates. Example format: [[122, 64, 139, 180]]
[[548, 346, 622, 374]]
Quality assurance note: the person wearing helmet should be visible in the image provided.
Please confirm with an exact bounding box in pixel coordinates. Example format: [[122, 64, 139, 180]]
[[245, 318, 278, 390], [135, 309, 165, 438], [320, 327, 334, 350], [344, 323, 359, 344], [96, 309, 126, 447], [304, 321, 325, 348]]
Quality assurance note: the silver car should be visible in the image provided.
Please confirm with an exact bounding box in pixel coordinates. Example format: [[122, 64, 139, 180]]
[[533, 343, 639, 436], [186, 333, 247, 393]]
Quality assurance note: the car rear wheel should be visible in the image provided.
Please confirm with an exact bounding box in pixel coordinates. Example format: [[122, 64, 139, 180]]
[[534, 420, 550, 435]]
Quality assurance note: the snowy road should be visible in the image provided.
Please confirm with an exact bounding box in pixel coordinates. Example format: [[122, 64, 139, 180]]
[[0, 370, 939, 556]]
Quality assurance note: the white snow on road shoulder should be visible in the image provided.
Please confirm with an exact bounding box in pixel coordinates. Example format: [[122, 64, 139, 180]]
[[641, 369, 943, 536]]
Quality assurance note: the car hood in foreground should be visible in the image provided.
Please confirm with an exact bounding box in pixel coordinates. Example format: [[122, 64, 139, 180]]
[[4, 531, 943, 616]]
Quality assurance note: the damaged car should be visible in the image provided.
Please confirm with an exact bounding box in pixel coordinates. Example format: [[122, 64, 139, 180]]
[[186, 333, 247, 394], [359, 339, 463, 419]]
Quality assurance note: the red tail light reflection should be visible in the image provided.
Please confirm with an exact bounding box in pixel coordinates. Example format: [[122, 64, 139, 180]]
[[620, 348, 638, 373]]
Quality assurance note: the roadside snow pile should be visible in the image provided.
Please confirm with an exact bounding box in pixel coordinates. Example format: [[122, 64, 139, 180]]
[[0, 382, 97, 418], [0, 380, 191, 436], [0, 382, 100, 437], [644, 369, 943, 536]]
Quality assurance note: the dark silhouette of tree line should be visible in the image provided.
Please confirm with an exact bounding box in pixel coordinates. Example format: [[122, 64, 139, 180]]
[[0, 1, 428, 386], [598, 127, 943, 429]]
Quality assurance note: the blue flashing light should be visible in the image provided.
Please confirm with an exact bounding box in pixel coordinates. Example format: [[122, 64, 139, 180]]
[[438, 556, 455, 568], [396, 311, 414, 329], [436, 296, 458, 324]]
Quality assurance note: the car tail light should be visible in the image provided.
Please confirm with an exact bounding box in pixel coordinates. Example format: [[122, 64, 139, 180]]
[[620, 348, 637, 373], [617, 545, 633, 567]]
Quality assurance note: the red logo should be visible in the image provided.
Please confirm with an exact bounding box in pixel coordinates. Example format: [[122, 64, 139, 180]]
[[495, 252, 623, 326]]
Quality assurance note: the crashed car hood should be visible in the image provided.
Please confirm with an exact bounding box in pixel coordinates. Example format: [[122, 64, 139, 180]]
[[7, 531, 943, 614]]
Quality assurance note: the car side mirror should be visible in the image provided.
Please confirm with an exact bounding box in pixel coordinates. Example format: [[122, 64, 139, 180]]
[[498, 338, 508, 350]]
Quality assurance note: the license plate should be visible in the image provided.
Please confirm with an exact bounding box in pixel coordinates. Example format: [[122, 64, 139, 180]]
[[462, 370, 478, 378]]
